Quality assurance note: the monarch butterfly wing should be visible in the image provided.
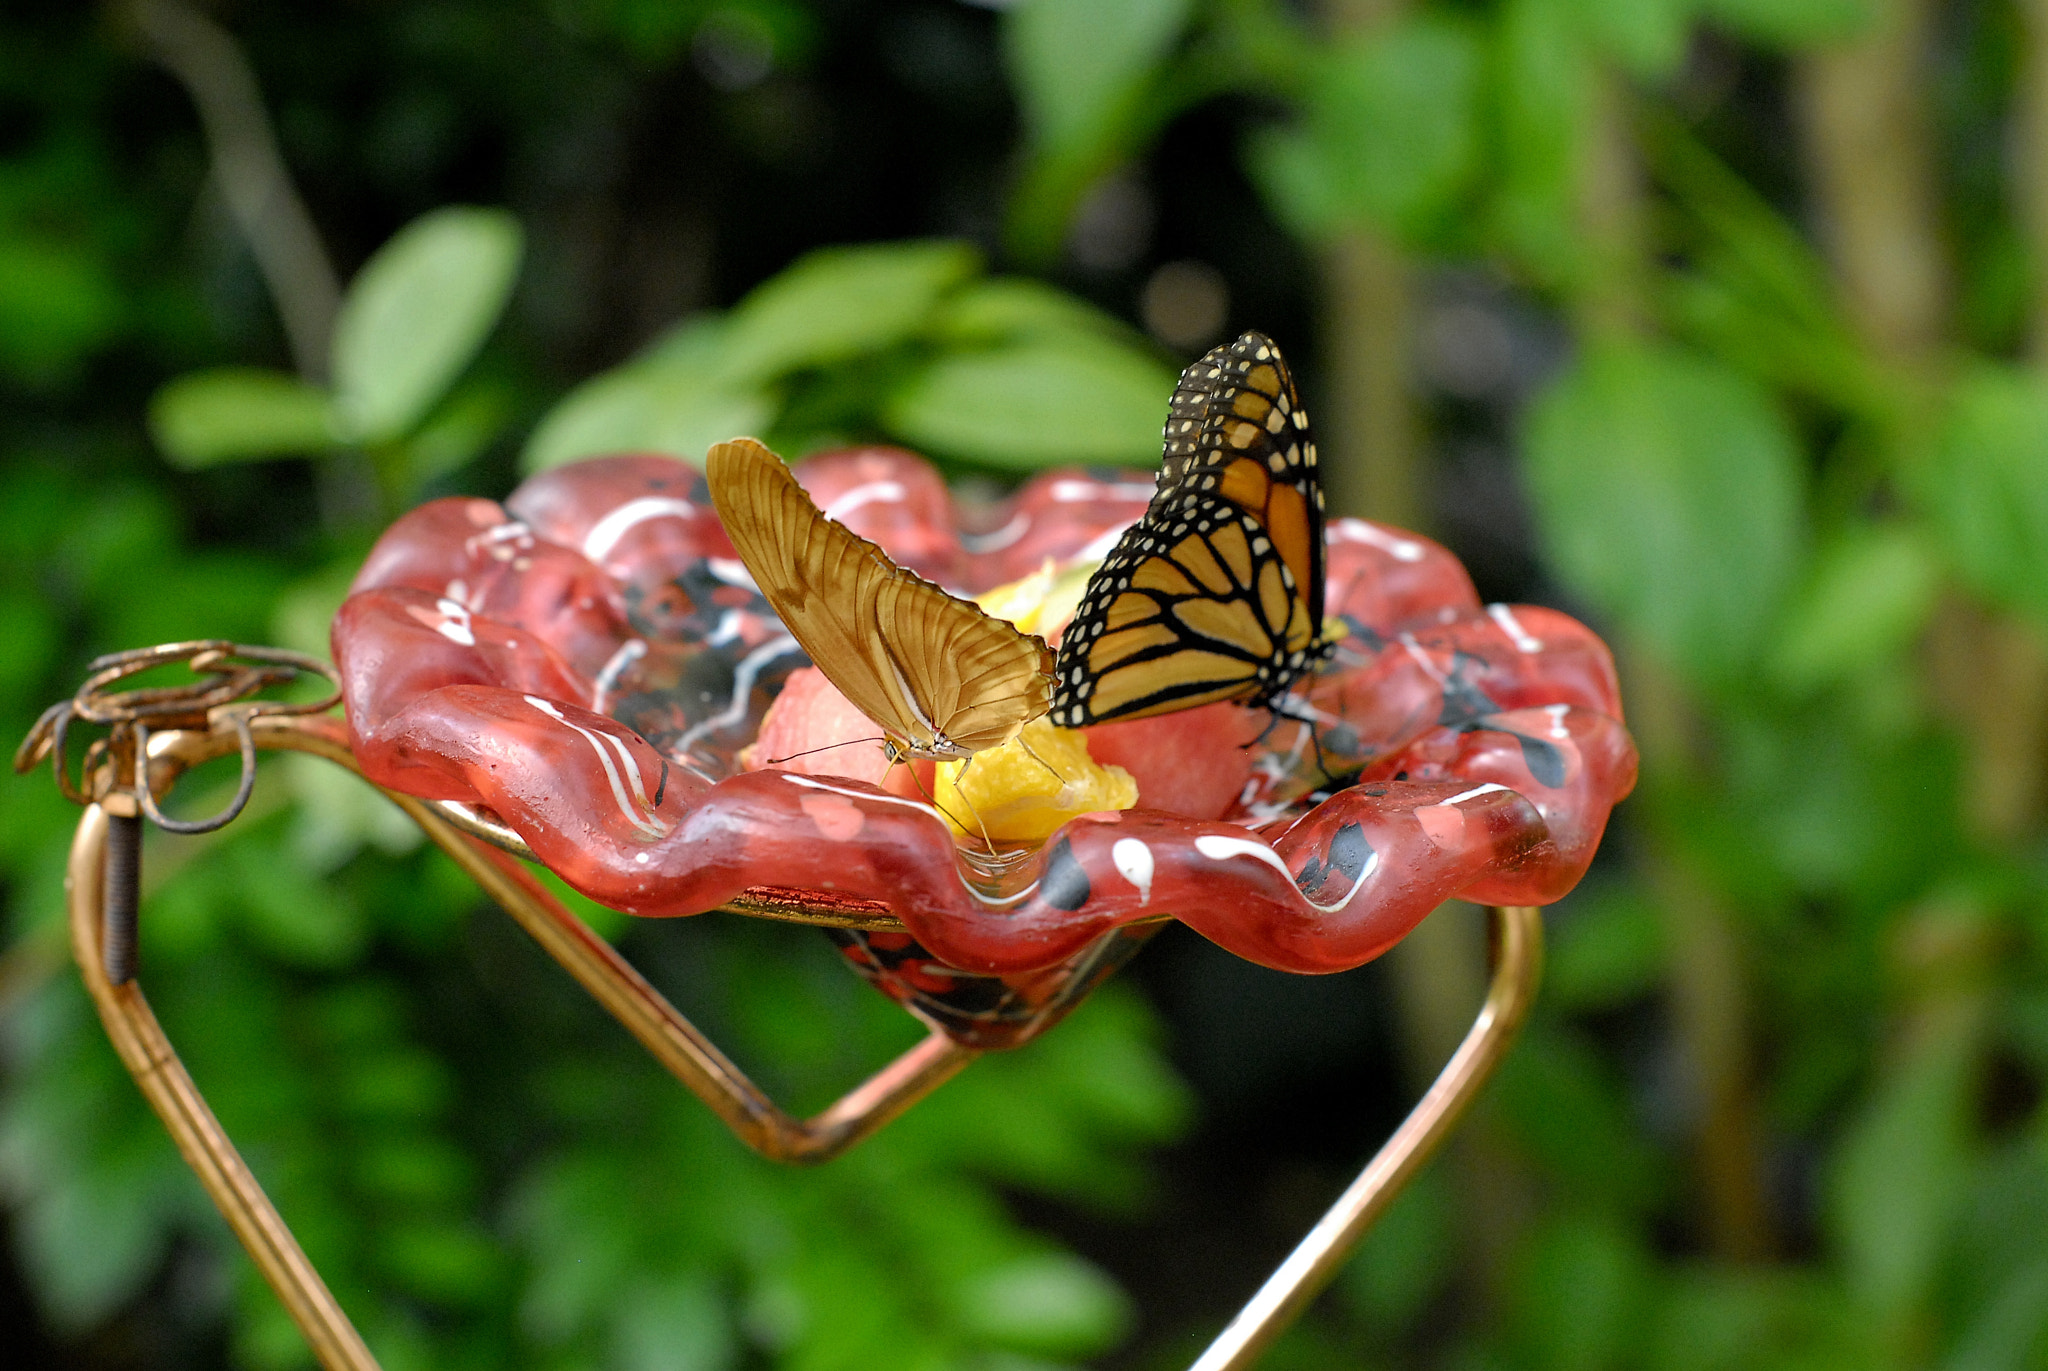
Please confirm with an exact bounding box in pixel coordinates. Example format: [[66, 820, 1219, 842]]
[[1050, 494, 1299, 727], [706, 438, 922, 743], [873, 571, 1052, 754], [1162, 331, 1325, 633]]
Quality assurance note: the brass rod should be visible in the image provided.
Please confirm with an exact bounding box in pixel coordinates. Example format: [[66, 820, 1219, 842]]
[[62, 710, 1535, 1371], [1188, 902, 1544, 1371], [156, 714, 980, 1163], [66, 803, 379, 1371], [438, 830, 979, 1163]]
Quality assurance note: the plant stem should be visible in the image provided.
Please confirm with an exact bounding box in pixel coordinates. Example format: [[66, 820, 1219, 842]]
[[1580, 72, 1777, 1259], [1801, 0, 2047, 844], [128, 0, 340, 383], [1795, 0, 1949, 366], [2018, 0, 2048, 362], [1313, 0, 1421, 529], [1320, 230, 1421, 525]]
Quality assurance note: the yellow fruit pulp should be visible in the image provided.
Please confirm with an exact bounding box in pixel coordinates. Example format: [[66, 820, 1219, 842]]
[[974, 557, 1098, 642], [935, 716, 1136, 843]]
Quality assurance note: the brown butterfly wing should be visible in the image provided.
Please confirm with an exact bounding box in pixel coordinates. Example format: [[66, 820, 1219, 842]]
[[708, 438, 919, 743], [873, 573, 1052, 753], [708, 437, 1051, 757]]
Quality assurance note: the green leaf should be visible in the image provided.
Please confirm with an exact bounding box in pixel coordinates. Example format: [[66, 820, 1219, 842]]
[[928, 276, 1134, 348], [1650, 1267, 1873, 1371], [149, 368, 335, 468], [0, 235, 123, 386], [523, 318, 774, 472], [1571, 0, 1694, 78], [399, 377, 513, 485], [611, 1275, 734, 1371], [1642, 112, 1878, 415], [1768, 523, 1939, 693], [13, 1134, 184, 1328], [331, 206, 523, 443], [719, 239, 979, 382], [1701, 0, 1874, 48], [1548, 883, 1668, 1012], [1912, 365, 2048, 622], [883, 336, 1177, 471], [226, 840, 368, 968], [1523, 340, 1805, 683], [952, 1252, 1132, 1356], [1493, 0, 1597, 286], [1339, 1162, 1455, 1332], [1946, 1147, 2048, 1371], [1003, 0, 1191, 152], [1248, 15, 1480, 243], [376, 1221, 500, 1305], [1828, 968, 1981, 1319], [1508, 1212, 1654, 1371], [1492, 1025, 1665, 1210]]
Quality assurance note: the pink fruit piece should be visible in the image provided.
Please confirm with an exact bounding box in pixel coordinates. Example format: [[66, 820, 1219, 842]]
[[1083, 702, 1259, 822], [743, 666, 930, 798]]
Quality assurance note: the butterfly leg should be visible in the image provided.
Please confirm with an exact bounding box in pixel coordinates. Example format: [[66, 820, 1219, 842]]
[[1015, 732, 1064, 785], [950, 756, 1000, 857], [1260, 694, 1332, 778], [901, 755, 999, 857]]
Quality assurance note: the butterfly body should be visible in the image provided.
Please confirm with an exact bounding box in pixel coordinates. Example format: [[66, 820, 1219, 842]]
[[1051, 332, 1330, 728], [708, 438, 1053, 764]]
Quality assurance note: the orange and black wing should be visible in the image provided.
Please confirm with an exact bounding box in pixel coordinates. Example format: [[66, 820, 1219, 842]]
[[1160, 330, 1324, 630], [1050, 333, 1328, 728]]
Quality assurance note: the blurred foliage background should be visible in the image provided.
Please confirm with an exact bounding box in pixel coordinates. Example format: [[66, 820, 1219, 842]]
[[6, 0, 2048, 1368]]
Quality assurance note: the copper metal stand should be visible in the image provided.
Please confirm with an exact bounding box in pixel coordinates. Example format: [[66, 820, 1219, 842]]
[[30, 647, 1542, 1371]]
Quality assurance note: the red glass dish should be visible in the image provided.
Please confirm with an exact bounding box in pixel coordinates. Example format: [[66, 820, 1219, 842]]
[[333, 449, 1635, 1046]]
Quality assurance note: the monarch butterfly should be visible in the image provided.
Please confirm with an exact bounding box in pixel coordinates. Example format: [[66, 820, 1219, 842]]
[[707, 437, 1053, 763], [1049, 331, 1329, 727]]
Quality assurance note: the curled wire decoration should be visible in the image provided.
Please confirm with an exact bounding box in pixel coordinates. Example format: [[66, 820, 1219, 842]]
[[28, 646, 1544, 1371], [134, 712, 259, 833], [15, 639, 339, 821], [17, 641, 343, 982]]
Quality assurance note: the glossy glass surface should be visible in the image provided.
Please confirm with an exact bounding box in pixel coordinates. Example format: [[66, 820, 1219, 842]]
[[334, 450, 1634, 1041]]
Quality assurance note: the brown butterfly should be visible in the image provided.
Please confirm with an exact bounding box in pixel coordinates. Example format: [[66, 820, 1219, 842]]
[[706, 437, 1053, 764]]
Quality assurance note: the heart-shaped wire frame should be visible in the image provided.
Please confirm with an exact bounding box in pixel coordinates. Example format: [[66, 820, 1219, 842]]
[[60, 711, 1541, 1371]]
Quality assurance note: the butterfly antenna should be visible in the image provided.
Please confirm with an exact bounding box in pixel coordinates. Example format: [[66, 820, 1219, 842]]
[[765, 736, 887, 765]]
